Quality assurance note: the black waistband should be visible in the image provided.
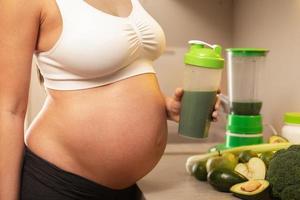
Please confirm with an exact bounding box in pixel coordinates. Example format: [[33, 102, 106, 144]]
[[22, 146, 143, 200]]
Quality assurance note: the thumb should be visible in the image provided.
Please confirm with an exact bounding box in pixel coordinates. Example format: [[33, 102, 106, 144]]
[[173, 87, 184, 101]]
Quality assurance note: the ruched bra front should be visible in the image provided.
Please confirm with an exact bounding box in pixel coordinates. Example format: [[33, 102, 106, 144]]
[[35, 0, 166, 90]]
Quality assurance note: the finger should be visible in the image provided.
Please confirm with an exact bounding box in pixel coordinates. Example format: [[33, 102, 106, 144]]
[[215, 94, 221, 110], [171, 101, 181, 110], [173, 87, 184, 102], [212, 111, 218, 119], [212, 111, 219, 122], [173, 115, 180, 123], [171, 106, 180, 114]]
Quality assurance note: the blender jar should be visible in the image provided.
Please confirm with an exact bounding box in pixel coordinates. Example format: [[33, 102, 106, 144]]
[[178, 40, 224, 139], [226, 49, 269, 115]]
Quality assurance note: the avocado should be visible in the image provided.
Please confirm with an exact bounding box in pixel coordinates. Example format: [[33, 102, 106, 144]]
[[259, 152, 274, 168], [230, 180, 271, 200], [207, 168, 248, 193], [269, 135, 289, 144], [238, 150, 258, 163], [192, 161, 207, 181]]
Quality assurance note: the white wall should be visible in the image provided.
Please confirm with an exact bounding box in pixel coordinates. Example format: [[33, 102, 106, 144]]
[[141, 0, 233, 48], [27, 0, 234, 142], [233, 0, 300, 132]]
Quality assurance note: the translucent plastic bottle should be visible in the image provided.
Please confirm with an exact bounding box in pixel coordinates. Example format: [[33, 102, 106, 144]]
[[178, 40, 224, 139], [282, 113, 300, 143], [226, 49, 268, 115]]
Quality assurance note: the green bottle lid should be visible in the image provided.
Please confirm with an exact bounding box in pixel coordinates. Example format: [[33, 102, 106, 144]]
[[284, 113, 300, 124], [226, 48, 269, 57], [227, 114, 263, 134], [184, 40, 224, 69]]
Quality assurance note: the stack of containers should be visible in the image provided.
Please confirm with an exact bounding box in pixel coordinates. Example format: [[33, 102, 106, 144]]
[[225, 49, 269, 148]]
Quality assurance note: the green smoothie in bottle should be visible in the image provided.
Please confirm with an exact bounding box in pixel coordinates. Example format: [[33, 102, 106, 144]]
[[178, 40, 224, 139], [179, 91, 217, 138]]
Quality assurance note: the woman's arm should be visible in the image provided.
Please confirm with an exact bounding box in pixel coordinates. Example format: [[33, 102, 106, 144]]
[[0, 0, 41, 199], [165, 88, 220, 123]]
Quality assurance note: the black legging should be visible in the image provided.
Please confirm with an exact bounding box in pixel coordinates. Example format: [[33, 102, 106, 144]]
[[20, 146, 145, 200]]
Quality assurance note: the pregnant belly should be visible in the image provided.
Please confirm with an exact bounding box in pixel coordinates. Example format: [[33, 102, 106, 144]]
[[25, 74, 168, 189]]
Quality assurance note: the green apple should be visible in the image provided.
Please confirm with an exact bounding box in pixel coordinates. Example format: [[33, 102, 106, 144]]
[[206, 153, 238, 173], [234, 157, 266, 180]]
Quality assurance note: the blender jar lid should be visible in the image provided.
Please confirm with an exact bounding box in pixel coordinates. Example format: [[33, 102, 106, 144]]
[[185, 40, 224, 69], [226, 48, 269, 57]]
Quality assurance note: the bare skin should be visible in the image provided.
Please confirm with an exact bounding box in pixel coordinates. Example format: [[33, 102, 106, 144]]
[[0, 0, 219, 199]]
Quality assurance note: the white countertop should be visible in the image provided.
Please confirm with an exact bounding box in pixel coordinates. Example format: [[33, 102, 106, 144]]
[[138, 143, 239, 200]]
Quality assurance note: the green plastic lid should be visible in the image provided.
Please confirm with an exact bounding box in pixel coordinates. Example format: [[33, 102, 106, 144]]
[[227, 114, 263, 134], [284, 112, 300, 124], [184, 40, 224, 69], [226, 48, 269, 57]]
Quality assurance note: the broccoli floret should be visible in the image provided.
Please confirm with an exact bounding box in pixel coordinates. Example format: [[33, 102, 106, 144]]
[[280, 184, 300, 200], [266, 145, 300, 199], [286, 145, 300, 152]]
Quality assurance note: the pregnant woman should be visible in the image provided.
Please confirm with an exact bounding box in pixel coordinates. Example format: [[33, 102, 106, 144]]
[[0, 0, 219, 199]]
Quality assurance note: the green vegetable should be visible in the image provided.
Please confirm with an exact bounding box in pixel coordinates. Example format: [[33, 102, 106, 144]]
[[235, 157, 266, 180], [192, 161, 207, 181], [206, 153, 238, 173], [269, 135, 289, 144], [280, 184, 300, 200], [186, 143, 291, 175], [238, 150, 258, 163], [266, 145, 300, 199], [259, 151, 274, 168], [230, 180, 271, 200], [207, 168, 247, 193]]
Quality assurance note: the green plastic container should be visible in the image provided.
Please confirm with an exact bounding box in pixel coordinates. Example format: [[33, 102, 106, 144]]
[[227, 115, 263, 134], [225, 133, 264, 148], [225, 114, 264, 148]]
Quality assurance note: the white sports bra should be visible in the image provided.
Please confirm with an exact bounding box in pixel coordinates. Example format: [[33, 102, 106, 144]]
[[34, 0, 166, 90]]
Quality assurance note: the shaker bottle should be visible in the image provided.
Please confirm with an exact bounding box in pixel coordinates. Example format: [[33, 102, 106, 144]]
[[226, 49, 269, 115], [178, 40, 224, 139]]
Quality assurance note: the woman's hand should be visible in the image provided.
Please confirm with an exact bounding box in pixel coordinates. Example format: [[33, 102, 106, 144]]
[[165, 88, 221, 123]]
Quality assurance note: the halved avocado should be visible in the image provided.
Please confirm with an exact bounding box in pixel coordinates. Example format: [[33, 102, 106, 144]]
[[230, 180, 271, 200], [269, 135, 289, 144]]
